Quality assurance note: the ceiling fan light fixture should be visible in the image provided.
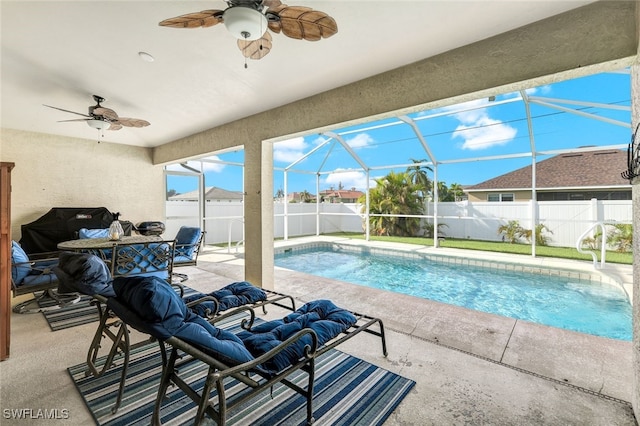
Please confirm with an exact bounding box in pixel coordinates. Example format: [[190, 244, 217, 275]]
[[223, 6, 267, 41], [87, 119, 110, 130]]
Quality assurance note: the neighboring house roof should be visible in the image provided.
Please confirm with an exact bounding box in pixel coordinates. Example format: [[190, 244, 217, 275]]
[[286, 191, 317, 201], [170, 186, 244, 201], [466, 149, 630, 191], [320, 189, 364, 200]]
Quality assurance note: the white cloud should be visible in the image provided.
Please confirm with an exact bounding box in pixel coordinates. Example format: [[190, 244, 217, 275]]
[[346, 133, 374, 149], [525, 85, 552, 96], [273, 137, 309, 163], [446, 100, 517, 150], [324, 169, 368, 190], [453, 115, 517, 150]]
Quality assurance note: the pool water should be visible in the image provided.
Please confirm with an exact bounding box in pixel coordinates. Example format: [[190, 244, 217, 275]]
[[275, 248, 632, 341]]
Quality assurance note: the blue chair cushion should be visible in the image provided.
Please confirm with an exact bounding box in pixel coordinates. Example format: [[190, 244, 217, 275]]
[[112, 276, 255, 367], [21, 273, 58, 287], [238, 300, 357, 373], [79, 228, 110, 239], [182, 281, 267, 316], [11, 241, 30, 285], [54, 252, 114, 297], [174, 254, 194, 263], [175, 227, 202, 259]]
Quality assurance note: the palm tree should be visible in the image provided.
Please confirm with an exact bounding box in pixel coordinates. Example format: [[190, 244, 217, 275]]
[[298, 190, 313, 203], [435, 181, 451, 202], [448, 183, 465, 201], [406, 158, 432, 199], [359, 171, 424, 236]]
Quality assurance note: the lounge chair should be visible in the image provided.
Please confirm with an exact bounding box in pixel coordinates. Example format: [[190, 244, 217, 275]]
[[54, 251, 297, 414], [91, 281, 296, 414], [55, 241, 178, 413], [104, 275, 388, 425]]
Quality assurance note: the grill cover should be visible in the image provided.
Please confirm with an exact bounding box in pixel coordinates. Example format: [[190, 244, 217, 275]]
[[19, 207, 132, 254]]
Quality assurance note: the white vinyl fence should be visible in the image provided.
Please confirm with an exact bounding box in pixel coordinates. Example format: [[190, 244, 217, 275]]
[[432, 199, 631, 246], [166, 199, 631, 248]]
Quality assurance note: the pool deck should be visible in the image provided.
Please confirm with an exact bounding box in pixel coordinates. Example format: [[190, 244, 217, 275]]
[[204, 236, 636, 424], [1, 236, 635, 425]]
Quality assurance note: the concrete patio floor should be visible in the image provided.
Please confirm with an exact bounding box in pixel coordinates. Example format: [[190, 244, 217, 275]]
[[0, 238, 635, 425]]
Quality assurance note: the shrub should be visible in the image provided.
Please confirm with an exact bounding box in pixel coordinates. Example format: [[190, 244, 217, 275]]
[[607, 224, 632, 253], [423, 222, 448, 238], [497, 220, 527, 244]]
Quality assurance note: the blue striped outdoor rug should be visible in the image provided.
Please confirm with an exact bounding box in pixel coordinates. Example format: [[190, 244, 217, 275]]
[[68, 317, 415, 425], [40, 286, 200, 331]]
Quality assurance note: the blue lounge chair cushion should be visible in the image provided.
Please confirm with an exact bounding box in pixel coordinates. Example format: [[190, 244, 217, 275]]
[[238, 299, 357, 373], [54, 252, 115, 296], [112, 276, 255, 367], [174, 226, 202, 260], [11, 241, 30, 285], [182, 281, 267, 316], [79, 228, 110, 239]]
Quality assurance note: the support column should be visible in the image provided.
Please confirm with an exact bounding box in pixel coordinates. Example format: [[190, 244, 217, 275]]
[[631, 64, 640, 419], [243, 141, 274, 290]]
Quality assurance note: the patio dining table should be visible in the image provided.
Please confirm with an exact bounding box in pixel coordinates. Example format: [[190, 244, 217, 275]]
[[57, 235, 163, 259]]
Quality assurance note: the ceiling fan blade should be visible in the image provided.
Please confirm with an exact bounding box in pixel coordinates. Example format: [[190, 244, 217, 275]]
[[43, 104, 91, 118], [115, 117, 150, 128], [107, 123, 122, 131], [159, 10, 224, 28], [238, 32, 273, 60], [94, 107, 118, 120], [57, 118, 91, 123], [268, 6, 338, 41]]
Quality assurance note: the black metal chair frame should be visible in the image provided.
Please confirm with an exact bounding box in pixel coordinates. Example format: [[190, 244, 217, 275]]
[[11, 251, 80, 314], [153, 310, 317, 426], [149, 305, 388, 425], [85, 240, 178, 412]]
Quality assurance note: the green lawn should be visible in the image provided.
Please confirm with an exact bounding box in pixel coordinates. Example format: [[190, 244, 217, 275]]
[[325, 232, 633, 265]]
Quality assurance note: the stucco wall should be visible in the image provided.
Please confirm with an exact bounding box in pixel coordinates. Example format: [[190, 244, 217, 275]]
[[0, 128, 164, 241]]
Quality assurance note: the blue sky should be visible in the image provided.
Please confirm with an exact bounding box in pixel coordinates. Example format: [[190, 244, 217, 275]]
[[167, 69, 631, 195]]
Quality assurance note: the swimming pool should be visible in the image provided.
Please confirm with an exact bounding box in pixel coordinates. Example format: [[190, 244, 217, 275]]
[[274, 245, 632, 341]]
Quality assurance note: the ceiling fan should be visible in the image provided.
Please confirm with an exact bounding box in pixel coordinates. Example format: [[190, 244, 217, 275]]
[[159, 0, 338, 60], [44, 95, 150, 131]]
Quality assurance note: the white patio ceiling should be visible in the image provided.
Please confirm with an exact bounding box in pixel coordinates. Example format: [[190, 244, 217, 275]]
[[2, 0, 602, 149]]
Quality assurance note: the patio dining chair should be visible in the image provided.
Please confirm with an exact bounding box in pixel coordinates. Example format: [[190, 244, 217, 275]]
[[10, 241, 80, 314], [172, 226, 204, 282]]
